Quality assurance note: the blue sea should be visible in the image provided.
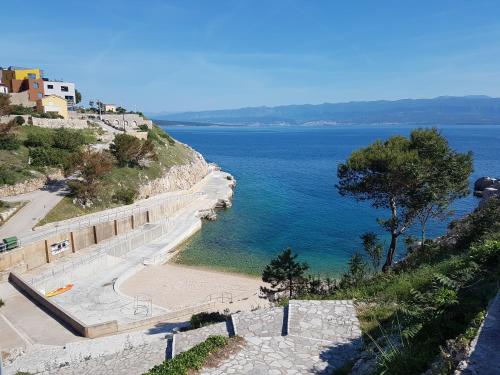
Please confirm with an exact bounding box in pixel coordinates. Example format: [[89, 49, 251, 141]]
[[162, 124, 500, 276]]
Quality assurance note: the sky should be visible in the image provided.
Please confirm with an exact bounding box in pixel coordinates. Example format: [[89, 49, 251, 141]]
[[2, 0, 500, 113]]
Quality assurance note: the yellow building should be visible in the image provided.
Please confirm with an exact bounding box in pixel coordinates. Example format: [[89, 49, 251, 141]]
[[36, 95, 68, 119], [1, 67, 42, 83]]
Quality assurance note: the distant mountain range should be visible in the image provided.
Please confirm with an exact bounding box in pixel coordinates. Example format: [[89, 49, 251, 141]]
[[152, 96, 500, 126]]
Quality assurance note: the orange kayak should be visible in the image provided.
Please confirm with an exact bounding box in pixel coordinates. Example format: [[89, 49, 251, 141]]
[[45, 284, 74, 298]]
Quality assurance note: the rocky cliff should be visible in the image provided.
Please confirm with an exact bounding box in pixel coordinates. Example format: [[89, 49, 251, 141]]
[[137, 149, 211, 199]]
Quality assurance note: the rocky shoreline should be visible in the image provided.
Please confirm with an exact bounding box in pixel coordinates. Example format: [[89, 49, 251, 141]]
[[473, 176, 500, 205]]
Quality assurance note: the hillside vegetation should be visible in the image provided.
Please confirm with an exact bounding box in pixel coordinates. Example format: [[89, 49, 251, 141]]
[[39, 125, 194, 224]]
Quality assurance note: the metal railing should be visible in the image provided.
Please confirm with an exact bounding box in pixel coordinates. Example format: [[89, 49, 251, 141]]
[[28, 213, 181, 288], [21, 192, 205, 243]]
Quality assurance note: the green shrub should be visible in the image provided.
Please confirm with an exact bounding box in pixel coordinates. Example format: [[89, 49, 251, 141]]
[[113, 187, 137, 205], [147, 129, 165, 146], [470, 239, 500, 265], [29, 147, 68, 167], [190, 312, 228, 329], [0, 167, 19, 185], [9, 105, 35, 115], [25, 127, 54, 148], [139, 124, 149, 131], [110, 133, 156, 167], [15, 116, 25, 125], [145, 335, 228, 375], [0, 134, 21, 150], [53, 128, 88, 151]]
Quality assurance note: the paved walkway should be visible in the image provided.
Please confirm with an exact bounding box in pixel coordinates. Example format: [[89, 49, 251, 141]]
[[460, 292, 500, 375], [0, 180, 68, 239]]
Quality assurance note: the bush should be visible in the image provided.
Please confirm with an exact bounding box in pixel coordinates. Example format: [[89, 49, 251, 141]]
[[470, 239, 500, 265], [139, 124, 149, 131], [15, 116, 25, 125], [110, 133, 156, 167], [190, 312, 228, 329], [29, 147, 68, 167], [25, 127, 54, 148], [53, 128, 88, 151], [113, 187, 137, 205], [0, 166, 25, 185], [145, 336, 228, 375], [0, 134, 20, 150]]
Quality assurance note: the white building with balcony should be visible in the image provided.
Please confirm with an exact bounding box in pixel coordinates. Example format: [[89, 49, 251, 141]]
[[43, 80, 76, 106]]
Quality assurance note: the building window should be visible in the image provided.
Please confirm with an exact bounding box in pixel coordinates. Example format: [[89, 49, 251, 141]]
[[37, 93, 43, 98], [47, 84, 54, 89], [61, 86, 69, 92], [33, 82, 39, 89], [27, 73, 36, 79]]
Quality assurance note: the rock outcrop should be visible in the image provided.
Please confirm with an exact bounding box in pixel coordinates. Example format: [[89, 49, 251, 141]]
[[0, 170, 64, 198], [473, 176, 500, 206], [137, 150, 211, 199]]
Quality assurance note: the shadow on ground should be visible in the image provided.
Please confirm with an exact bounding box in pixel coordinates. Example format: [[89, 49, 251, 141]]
[[314, 337, 363, 374]]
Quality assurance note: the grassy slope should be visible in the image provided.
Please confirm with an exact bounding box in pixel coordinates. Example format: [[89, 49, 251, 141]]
[[322, 199, 500, 374], [38, 127, 194, 225]]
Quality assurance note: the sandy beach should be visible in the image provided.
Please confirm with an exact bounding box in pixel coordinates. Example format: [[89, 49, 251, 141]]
[[121, 262, 270, 314]]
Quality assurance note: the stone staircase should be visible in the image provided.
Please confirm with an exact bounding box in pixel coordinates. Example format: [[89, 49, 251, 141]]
[[168, 299, 363, 370]]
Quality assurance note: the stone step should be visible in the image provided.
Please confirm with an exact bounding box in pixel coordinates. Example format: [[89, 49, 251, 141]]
[[232, 306, 285, 338], [288, 300, 362, 342]]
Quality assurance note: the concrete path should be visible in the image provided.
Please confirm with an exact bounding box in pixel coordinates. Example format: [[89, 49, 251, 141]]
[[460, 292, 500, 375], [0, 180, 68, 240]]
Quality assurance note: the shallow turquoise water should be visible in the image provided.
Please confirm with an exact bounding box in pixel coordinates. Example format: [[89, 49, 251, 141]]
[[162, 124, 500, 276]]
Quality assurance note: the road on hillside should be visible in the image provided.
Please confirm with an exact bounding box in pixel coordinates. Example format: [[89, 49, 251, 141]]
[[0, 180, 68, 240]]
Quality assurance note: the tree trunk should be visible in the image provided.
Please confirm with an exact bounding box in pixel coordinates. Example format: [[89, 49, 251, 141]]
[[383, 197, 399, 272], [421, 222, 426, 251], [382, 233, 398, 272]]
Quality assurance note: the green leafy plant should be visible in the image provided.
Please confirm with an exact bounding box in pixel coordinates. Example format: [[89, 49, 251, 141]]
[[145, 335, 228, 375], [189, 312, 228, 329]]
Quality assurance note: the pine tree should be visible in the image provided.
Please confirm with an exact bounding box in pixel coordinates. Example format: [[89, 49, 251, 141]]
[[261, 248, 309, 299]]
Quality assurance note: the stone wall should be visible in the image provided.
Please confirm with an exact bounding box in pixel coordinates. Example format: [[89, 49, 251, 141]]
[[31, 117, 89, 129], [0, 170, 63, 198], [138, 150, 211, 199], [0, 115, 89, 129]]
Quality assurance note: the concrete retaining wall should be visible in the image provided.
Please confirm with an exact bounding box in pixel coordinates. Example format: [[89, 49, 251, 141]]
[[0, 194, 198, 272], [94, 221, 115, 243], [72, 226, 96, 251]]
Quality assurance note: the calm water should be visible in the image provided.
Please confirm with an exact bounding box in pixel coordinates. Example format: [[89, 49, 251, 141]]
[[162, 124, 500, 276]]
